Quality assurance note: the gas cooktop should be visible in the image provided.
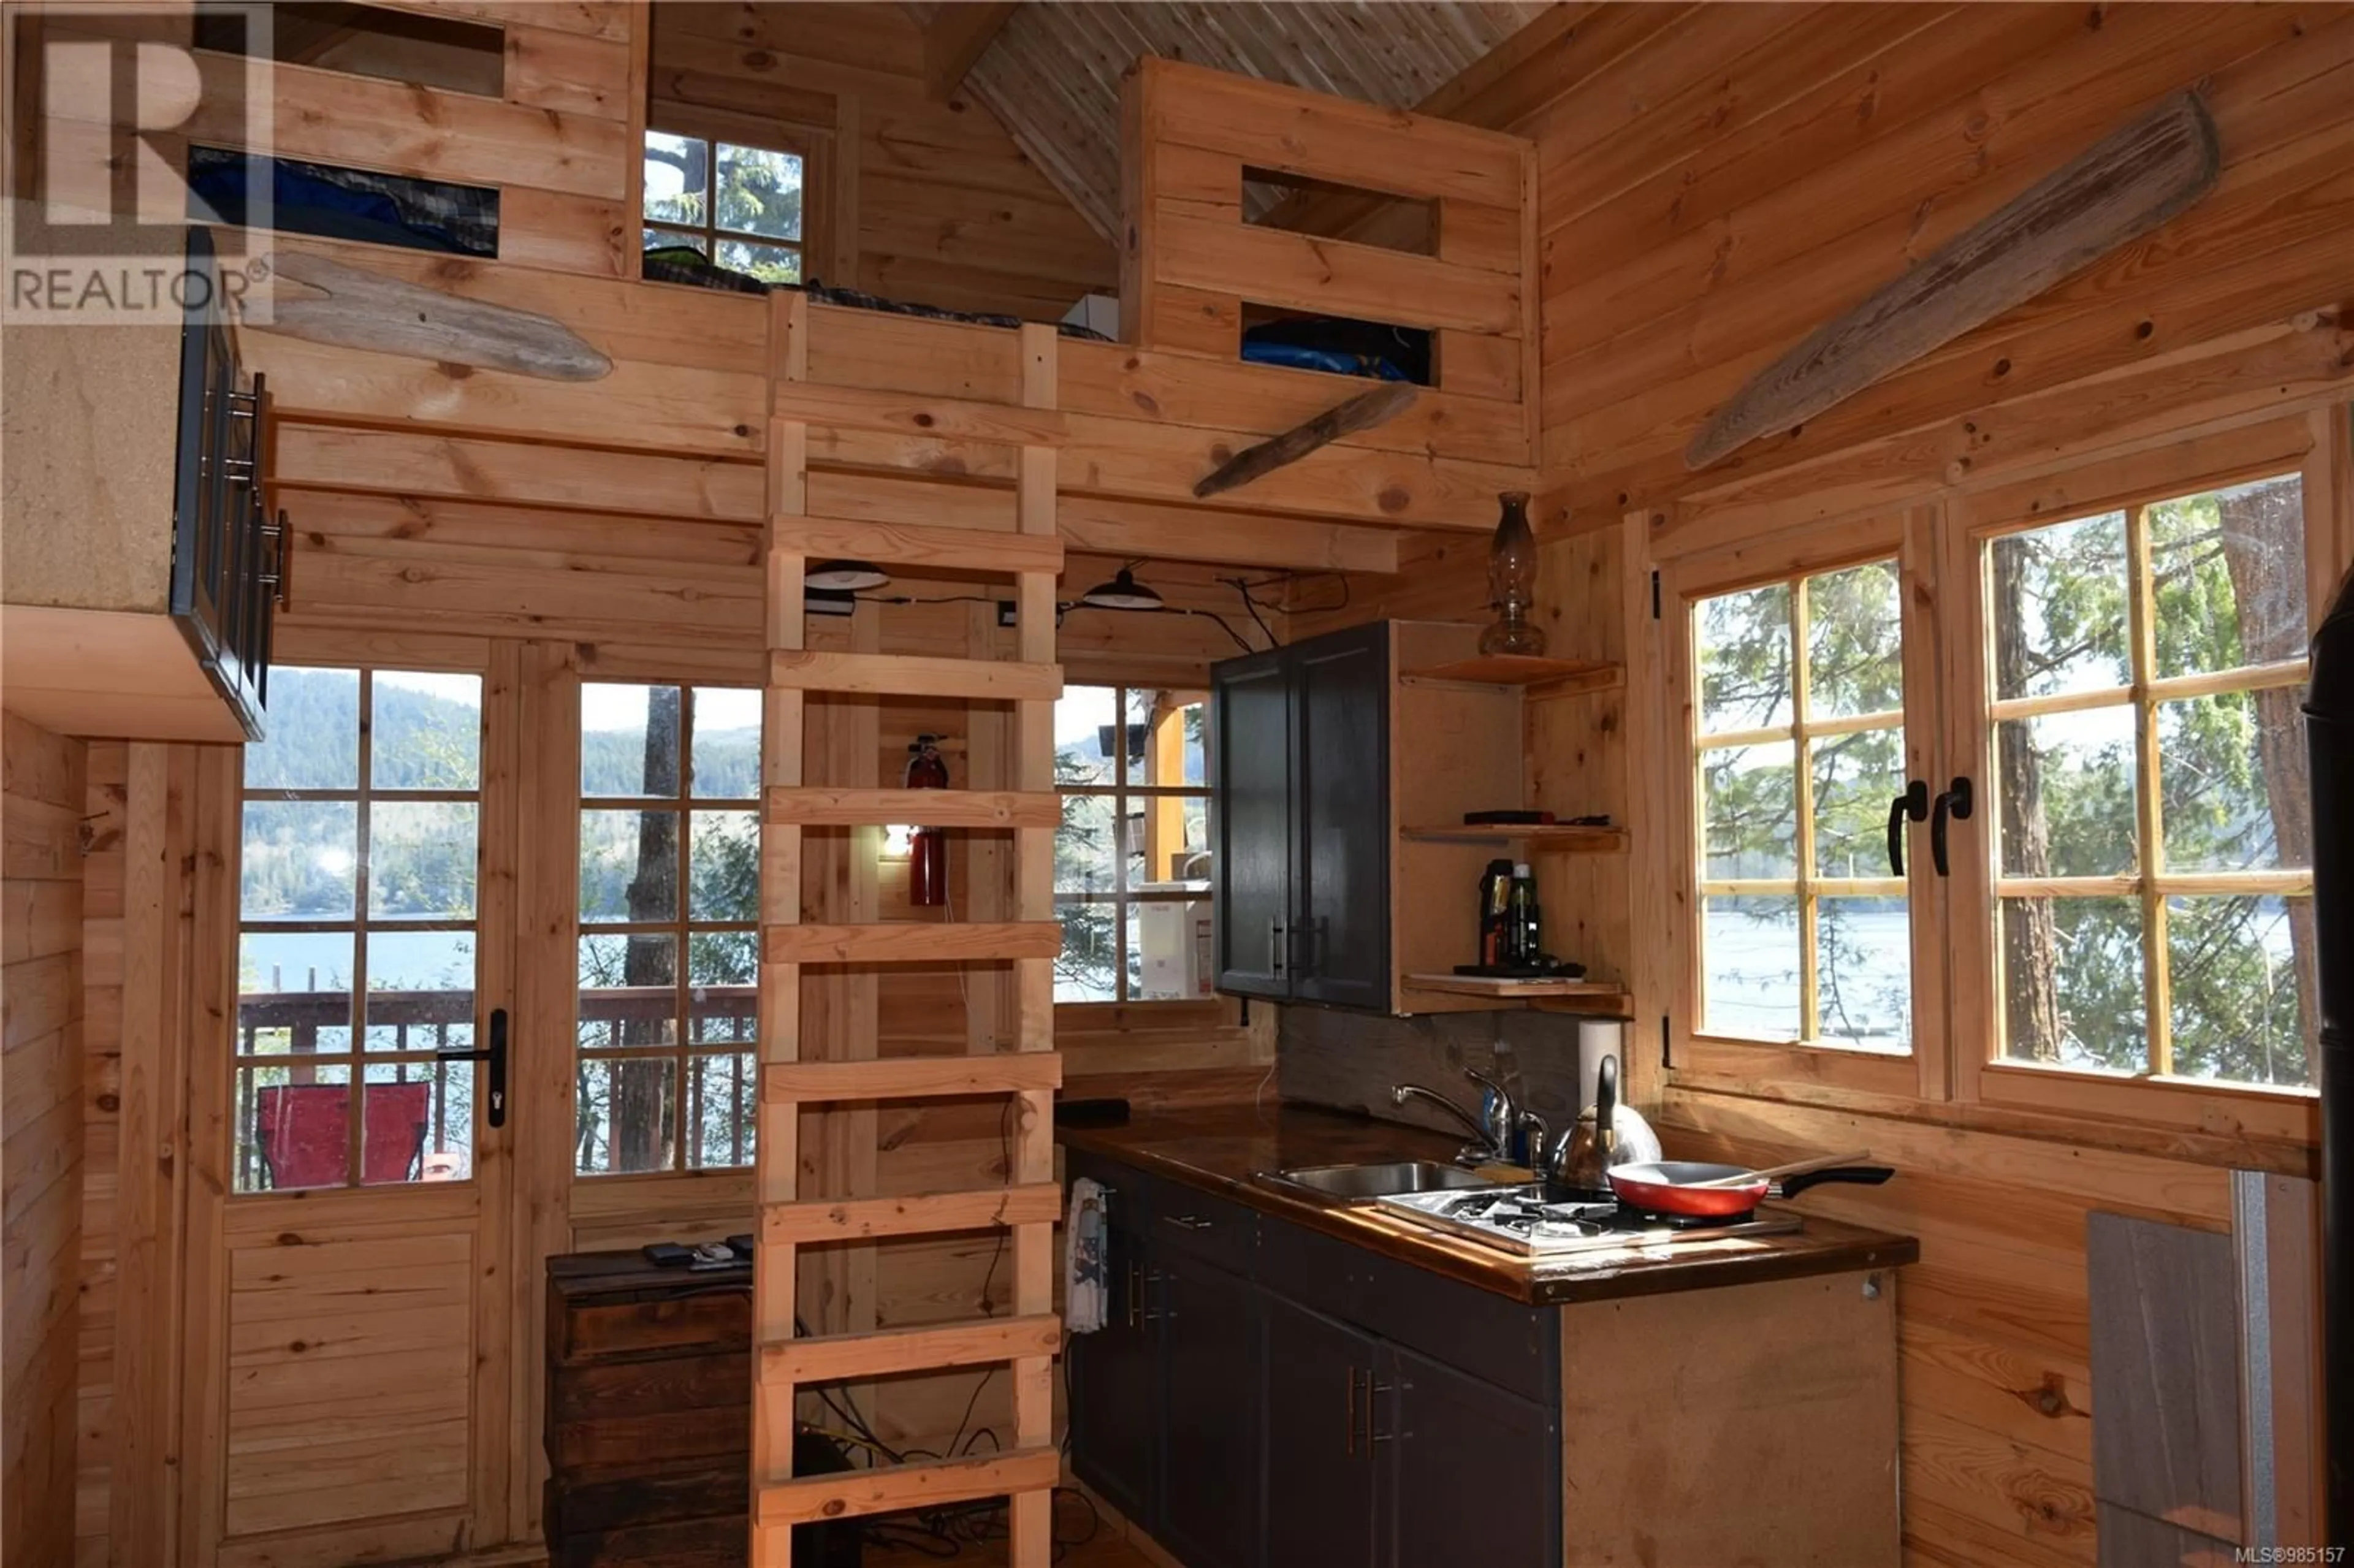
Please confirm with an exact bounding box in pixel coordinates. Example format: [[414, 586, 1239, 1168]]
[[1373, 1184, 1804, 1258]]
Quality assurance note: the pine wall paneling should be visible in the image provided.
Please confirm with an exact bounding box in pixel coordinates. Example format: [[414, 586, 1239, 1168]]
[[649, 1, 1118, 321], [1277, 8, 2354, 1564], [2, 714, 88, 1568]]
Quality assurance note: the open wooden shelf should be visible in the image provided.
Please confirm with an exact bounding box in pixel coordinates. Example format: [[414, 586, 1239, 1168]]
[[1399, 823, 1628, 852], [1396, 655, 1621, 694], [1402, 973, 1632, 1015]]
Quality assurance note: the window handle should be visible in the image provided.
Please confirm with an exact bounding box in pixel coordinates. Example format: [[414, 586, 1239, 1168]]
[[435, 1007, 507, 1128], [1886, 780, 1930, 877], [1929, 777, 1974, 878]]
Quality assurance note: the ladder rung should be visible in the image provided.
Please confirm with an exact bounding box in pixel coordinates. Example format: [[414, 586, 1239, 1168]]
[[763, 921, 1062, 964], [765, 786, 1061, 829], [771, 513, 1065, 577], [764, 1054, 1062, 1104], [762, 1313, 1062, 1385], [771, 649, 1062, 702], [763, 1184, 1062, 1244], [757, 1447, 1061, 1527], [769, 382, 1068, 446]]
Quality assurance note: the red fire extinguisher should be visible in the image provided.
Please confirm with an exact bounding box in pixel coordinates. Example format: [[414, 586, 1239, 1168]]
[[906, 734, 950, 907]]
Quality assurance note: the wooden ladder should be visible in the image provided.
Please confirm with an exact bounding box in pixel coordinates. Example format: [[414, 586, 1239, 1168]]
[[752, 294, 1065, 1566]]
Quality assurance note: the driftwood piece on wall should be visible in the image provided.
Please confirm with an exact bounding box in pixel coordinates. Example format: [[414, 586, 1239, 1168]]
[[249, 251, 613, 381], [1193, 382, 1419, 498], [1686, 91, 2220, 471]]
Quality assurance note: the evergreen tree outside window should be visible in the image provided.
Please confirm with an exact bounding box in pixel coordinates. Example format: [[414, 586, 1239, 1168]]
[[1691, 561, 1915, 1054], [576, 684, 763, 1175], [1981, 474, 2314, 1087], [1054, 686, 1213, 1003], [642, 127, 806, 284], [233, 666, 484, 1192]]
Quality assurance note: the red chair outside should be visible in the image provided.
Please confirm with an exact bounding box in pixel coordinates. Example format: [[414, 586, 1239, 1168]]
[[255, 1082, 435, 1189]]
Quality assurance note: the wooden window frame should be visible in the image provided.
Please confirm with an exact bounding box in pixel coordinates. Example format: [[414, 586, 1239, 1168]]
[[1942, 417, 2331, 1141], [230, 661, 491, 1194], [641, 107, 820, 286], [1656, 509, 1949, 1105], [573, 682, 762, 1178], [1645, 413, 2341, 1146], [1055, 683, 1214, 1007]]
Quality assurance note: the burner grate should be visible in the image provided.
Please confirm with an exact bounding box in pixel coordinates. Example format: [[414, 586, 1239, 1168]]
[[1377, 1186, 1805, 1257]]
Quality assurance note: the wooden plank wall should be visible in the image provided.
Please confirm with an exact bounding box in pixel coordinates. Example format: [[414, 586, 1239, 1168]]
[[1525, 1, 2354, 530], [1276, 9, 2354, 1565], [649, 1, 1118, 319], [2, 713, 88, 1568]]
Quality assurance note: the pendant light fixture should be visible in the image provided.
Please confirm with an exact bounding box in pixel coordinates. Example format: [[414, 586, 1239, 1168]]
[[806, 560, 889, 592], [1079, 566, 1165, 612]]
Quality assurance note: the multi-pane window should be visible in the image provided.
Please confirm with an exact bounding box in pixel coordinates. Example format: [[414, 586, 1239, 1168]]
[[1983, 474, 2314, 1087], [1692, 563, 1913, 1052], [642, 129, 805, 284], [1054, 686, 1213, 1003], [234, 666, 482, 1192], [576, 684, 763, 1174]]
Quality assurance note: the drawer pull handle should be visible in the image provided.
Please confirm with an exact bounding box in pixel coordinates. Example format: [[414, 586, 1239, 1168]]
[[1164, 1214, 1213, 1230]]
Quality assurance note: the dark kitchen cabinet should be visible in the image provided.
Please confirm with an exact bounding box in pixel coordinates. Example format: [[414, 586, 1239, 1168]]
[[1382, 1344, 1560, 1568], [1211, 647, 1294, 999], [1264, 1295, 1379, 1568], [1066, 1162, 1160, 1526], [1065, 1152, 1563, 1568], [1210, 623, 1388, 1005], [1159, 1254, 1263, 1568], [1290, 628, 1392, 1008]]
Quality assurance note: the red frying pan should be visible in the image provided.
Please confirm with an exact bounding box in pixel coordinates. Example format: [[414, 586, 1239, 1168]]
[[1606, 1150, 1893, 1220]]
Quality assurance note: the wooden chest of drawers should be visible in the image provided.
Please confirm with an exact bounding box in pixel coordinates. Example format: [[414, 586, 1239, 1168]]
[[543, 1251, 859, 1568]]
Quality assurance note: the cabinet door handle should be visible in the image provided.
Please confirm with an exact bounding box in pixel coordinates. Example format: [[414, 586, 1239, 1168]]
[[1366, 1376, 1393, 1447], [1125, 1262, 1142, 1330], [1162, 1214, 1213, 1230], [1270, 919, 1287, 978], [1344, 1366, 1358, 1456]]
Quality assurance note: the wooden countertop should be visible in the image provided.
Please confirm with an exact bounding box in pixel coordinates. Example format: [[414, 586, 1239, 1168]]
[[1059, 1103, 1919, 1307]]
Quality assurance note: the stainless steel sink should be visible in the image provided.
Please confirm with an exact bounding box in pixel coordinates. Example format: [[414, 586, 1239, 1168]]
[[1260, 1160, 1508, 1201]]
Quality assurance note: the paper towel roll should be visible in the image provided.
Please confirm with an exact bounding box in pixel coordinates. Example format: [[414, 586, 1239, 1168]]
[[1575, 1018, 1628, 1110]]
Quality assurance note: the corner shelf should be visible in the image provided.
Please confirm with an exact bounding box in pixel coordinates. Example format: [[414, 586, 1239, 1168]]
[[1396, 655, 1621, 696], [1399, 823, 1628, 853], [1401, 973, 1632, 1016]]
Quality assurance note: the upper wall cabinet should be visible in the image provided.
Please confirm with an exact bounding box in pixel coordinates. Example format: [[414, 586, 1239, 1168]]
[[1211, 621, 1631, 1016], [2, 228, 282, 742]]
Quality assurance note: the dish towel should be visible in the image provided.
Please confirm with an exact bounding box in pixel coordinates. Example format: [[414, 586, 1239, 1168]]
[[1066, 1177, 1109, 1334]]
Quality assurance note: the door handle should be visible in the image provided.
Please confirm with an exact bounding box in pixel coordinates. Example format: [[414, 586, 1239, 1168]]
[[1886, 780, 1929, 876], [1270, 919, 1287, 978], [1345, 1366, 1359, 1456], [436, 1006, 507, 1128], [1366, 1375, 1393, 1446], [1929, 777, 1974, 878]]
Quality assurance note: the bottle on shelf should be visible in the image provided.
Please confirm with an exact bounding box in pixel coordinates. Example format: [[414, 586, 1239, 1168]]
[[1506, 862, 1540, 967], [1478, 858, 1515, 966]]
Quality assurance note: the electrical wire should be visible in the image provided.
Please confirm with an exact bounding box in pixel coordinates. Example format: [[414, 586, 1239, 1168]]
[[1221, 576, 1278, 647]]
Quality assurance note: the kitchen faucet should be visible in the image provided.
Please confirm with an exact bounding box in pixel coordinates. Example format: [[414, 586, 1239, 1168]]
[[1390, 1064, 1525, 1166]]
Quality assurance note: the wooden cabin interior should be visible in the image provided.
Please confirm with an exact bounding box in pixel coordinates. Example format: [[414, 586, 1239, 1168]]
[[2, 3, 2350, 1566]]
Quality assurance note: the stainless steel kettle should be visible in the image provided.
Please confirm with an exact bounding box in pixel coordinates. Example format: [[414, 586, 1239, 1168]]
[[1539, 1054, 1663, 1197]]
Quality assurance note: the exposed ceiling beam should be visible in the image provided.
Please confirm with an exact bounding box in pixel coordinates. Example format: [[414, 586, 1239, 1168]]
[[918, 1, 1020, 102]]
